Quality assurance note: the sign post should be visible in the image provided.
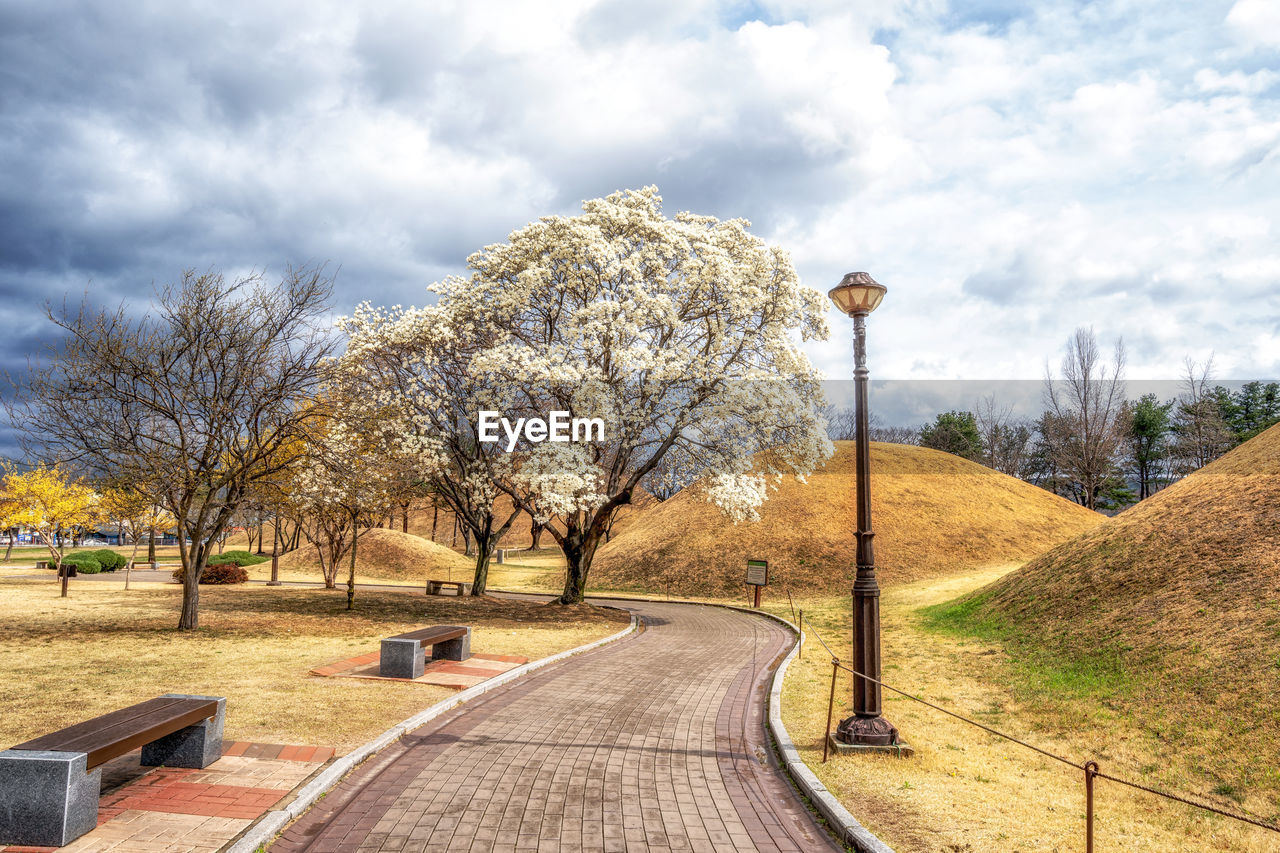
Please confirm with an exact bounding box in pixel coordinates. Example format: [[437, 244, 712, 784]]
[[746, 559, 768, 608]]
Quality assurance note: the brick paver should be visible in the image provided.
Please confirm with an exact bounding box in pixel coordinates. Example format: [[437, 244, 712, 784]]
[[271, 602, 838, 852]]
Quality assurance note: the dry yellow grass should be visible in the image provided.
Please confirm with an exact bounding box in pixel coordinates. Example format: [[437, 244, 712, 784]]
[[767, 569, 1280, 852], [593, 441, 1103, 596], [0, 575, 628, 753], [937, 422, 1280, 819]]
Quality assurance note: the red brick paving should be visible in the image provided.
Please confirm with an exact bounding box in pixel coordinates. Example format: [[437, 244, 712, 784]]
[[96, 766, 286, 822], [270, 601, 839, 852], [218, 740, 335, 763]]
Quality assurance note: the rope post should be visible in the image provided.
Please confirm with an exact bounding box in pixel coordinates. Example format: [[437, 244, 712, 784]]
[[823, 657, 839, 764], [1085, 760, 1099, 853], [798, 610, 803, 660]]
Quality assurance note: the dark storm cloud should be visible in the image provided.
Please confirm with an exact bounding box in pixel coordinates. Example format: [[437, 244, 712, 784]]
[[1, 0, 1277, 458]]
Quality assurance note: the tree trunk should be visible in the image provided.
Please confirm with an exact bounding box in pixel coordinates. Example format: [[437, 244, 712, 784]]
[[470, 540, 493, 596], [178, 540, 206, 630], [431, 505, 439, 542], [558, 529, 603, 604], [2, 529, 12, 562], [347, 512, 358, 610], [529, 518, 543, 550], [402, 503, 410, 534], [463, 527, 474, 557], [124, 524, 142, 592], [148, 525, 156, 563]]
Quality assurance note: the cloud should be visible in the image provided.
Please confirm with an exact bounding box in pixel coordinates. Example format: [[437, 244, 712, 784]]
[[1227, 0, 1280, 49], [0, 0, 1277, 454]]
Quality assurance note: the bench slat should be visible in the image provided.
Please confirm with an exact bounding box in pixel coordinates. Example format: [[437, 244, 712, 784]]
[[390, 626, 467, 644], [12, 698, 218, 768]]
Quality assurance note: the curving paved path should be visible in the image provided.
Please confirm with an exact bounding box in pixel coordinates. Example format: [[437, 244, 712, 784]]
[[269, 601, 840, 853]]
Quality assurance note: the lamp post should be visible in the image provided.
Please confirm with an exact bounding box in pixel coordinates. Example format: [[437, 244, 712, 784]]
[[827, 271, 908, 754]]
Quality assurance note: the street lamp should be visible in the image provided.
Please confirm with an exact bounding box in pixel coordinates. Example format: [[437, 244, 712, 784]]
[[827, 271, 909, 754]]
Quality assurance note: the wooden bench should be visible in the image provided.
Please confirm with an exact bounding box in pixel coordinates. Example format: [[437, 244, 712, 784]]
[[0, 693, 225, 847], [380, 625, 472, 679], [425, 579, 471, 596]]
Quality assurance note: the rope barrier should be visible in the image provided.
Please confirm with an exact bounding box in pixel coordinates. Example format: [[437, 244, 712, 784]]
[[804, 619, 1280, 838]]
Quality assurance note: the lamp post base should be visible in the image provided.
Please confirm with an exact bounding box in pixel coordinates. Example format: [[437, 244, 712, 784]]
[[832, 715, 913, 757], [828, 733, 913, 757]]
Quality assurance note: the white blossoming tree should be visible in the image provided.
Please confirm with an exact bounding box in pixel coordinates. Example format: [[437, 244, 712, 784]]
[[294, 400, 401, 608], [370, 187, 831, 603], [335, 304, 524, 595]]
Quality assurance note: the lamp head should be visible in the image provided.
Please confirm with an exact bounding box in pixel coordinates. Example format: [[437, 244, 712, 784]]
[[828, 272, 886, 316]]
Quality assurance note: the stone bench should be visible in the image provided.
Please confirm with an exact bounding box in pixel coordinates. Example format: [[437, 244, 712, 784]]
[[0, 693, 225, 847], [380, 625, 471, 679], [425, 579, 472, 596]]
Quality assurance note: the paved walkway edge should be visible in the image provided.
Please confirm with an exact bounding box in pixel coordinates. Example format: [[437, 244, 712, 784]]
[[223, 611, 639, 853], [567, 593, 896, 853], [737, 607, 895, 853]]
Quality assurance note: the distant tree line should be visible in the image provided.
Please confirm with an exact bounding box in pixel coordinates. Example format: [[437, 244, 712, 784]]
[[829, 328, 1279, 512]]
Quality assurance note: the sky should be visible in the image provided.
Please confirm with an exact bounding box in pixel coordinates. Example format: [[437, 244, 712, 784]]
[[1, 0, 1278, 449]]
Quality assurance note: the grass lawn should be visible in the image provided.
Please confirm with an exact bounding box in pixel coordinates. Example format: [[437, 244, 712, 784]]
[[0, 575, 629, 754], [761, 568, 1280, 852]]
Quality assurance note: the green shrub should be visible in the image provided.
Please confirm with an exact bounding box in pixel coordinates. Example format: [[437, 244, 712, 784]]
[[97, 551, 127, 571], [62, 556, 102, 574], [67, 550, 127, 572], [171, 562, 249, 584], [216, 550, 268, 566]]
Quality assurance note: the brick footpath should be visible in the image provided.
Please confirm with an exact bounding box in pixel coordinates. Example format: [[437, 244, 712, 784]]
[[270, 601, 839, 852]]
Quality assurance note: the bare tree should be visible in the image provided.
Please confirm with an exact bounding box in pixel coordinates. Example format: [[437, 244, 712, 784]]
[[975, 395, 1034, 477], [824, 405, 858, 441], [1171, 356, 1233, 475], [827, 405, 917, 445], [8, 268, 337, 629], [870, 423, 919, 445], [1043, 328, 1127, 510]]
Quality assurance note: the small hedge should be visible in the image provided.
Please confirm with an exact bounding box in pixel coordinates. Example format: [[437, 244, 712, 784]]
[[62, 556, 102, 574], [215, 550, 269, 566], [171, 562, 249, 585], [66, 550, 127, 572]]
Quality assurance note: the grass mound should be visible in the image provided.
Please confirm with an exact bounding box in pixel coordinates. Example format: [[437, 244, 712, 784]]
[[592, 441, 1101, 596], [952, 421, 1280, 644], [934, 423, 1280, 805], [278, 528, 474, 584]]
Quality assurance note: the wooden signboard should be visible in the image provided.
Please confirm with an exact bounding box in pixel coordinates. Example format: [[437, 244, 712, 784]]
[[746, 559, 768, 608]]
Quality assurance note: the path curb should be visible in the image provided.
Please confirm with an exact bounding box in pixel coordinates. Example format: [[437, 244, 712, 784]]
[[224, 611, 639, 853], [735, 607, 896, 853]]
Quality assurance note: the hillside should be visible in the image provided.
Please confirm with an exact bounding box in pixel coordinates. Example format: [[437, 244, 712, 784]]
[[592, 441, 1102, 596], [964, 421, 1280, 648], [278, 527, 473, 584], [932, 422, 1280, 807]]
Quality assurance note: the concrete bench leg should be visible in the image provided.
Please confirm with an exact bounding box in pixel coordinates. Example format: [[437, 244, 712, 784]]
[[425, 581, 441, 595], [0, 749, 100, 846], [381, 637, 425, 678], [141, 694, 226, 769], [431, 626, 472, 661]]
